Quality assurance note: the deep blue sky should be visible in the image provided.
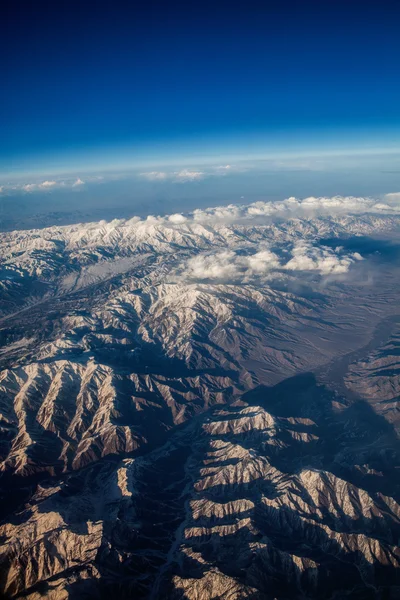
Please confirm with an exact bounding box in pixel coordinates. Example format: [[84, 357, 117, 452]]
[[2, 0, 400, 176]]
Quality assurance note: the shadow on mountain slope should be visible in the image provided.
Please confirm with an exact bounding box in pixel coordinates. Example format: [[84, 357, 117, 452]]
[[160, 373, 400, 599], [1, 372, 400, 599]]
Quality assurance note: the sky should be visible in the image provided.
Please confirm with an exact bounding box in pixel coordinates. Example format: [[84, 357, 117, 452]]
[[1, 0, 400, 226]]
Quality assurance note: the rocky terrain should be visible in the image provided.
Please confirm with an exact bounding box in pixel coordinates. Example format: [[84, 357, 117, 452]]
[[0, 195, 399, 598]]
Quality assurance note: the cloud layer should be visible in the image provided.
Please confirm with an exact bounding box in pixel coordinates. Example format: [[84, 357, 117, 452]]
[[139, 164, 241, 183], [187, 194, 400, 223], [176, 242, 364, 284], [179, 248, 281, 283], [140, 169, 205, 182], [53, 194, 399, 245], [284, 242, 363, 275], [109, 193, 399, 231], [1, 178, 86, 194], [3, 194, 398, 295], [23, 180, 57, 192]]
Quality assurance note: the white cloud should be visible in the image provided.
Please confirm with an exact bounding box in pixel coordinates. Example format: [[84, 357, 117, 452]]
[[212, 165, 232, 174], [1, 173, 113, 195], [168, 213, 187, 224], [283, 242, 363, 275], [188, 194, 400, 224], [383, 192, 400, 210], [246, 250, 281, 273], [13, 177, 91, 193], [182, 251, 240, 281], [22, 183, 38, 192], [22, 180, 58, 192], [39, 180, 57, 189], [193, 203, 243, 223], [90, 193, 399, 237], [177, 242, 363, 284], [138, 164, 241, 183], [174, 169, 204, 182], [139, 170, 205, 182], [179, 248, 281, 283], [53, 193, 400, 236], [384, 192, 400, 201], [140, 171, 168, 181]]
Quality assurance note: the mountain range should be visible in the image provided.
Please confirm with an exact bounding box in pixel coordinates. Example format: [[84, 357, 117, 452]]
[[0, 195, 399, 599]]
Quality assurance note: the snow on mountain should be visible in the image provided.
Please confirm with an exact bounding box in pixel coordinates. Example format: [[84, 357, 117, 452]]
[[0, 195, 400, 598]]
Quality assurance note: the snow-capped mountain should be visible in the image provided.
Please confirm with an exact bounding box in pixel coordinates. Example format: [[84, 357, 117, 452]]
[[0, 195, 400, 599]]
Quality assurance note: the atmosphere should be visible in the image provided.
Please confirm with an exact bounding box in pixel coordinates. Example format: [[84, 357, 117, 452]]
[[2, 0, 400, 177]]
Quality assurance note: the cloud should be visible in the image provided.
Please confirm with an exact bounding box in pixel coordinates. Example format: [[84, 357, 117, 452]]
[[182, 251, 240, 281], [139, 166, 232, 183], [383, 192, 400, 209], [246, 250, 281, 273], [212, 165, 232, 175], [174, 169, 204, 182], [22, 180, 60, 192], [177, 242, 363, 284], [22, 183, 38, 192], [283, 242, 363, 275], [46, 193, 399, 239], [178, 248, 280, 283], [66, 193, 398, 251], [39, 180, 57, 189], [139, 169, 205, 182], [193, 203, 243, 223], [188, 194, 400, 224], [168, 213, 187, 224], [1, 173, 113, 195], [140, 171, 168, 181], [384, 192, 400, 201], [11, 178, 89, 194]]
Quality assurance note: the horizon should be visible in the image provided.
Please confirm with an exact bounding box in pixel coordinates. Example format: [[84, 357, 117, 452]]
[[2, 0, 400, 191]]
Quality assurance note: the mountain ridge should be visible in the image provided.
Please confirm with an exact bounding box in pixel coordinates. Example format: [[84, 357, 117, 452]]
[[0, 195, 399, 598]]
